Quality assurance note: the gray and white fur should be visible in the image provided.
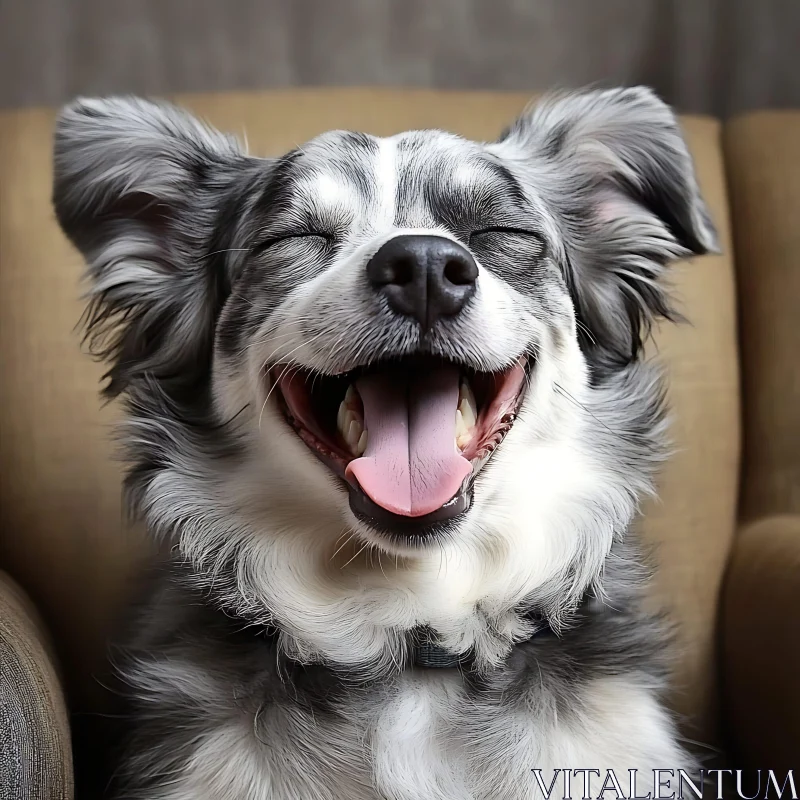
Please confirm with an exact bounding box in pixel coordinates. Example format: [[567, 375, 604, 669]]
[[52, 87, 717, 800]]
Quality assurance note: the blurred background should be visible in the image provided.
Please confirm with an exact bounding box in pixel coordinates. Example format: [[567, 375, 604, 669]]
[[2, 0, 798, 116]]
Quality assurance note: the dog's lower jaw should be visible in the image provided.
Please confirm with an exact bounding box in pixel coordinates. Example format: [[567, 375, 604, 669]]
[[347, 481, 473, 544]]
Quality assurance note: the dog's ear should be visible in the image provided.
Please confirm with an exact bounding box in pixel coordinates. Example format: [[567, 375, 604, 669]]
[[53, 96, 255, 398], [497, 86, 719, 371]]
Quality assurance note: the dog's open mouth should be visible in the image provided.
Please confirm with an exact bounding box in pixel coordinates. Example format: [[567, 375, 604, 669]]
[[272, 356, 528, 534]]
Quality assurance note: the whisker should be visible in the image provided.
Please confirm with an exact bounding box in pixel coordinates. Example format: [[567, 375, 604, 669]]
[[330, 530, 358, 561], [258, 358, 312, 431], [377, 549, 390, 582], [528, 339, 650, 444], [198, 247, 253, 261], [258, 362, 294, 431], [259, 328, 329, 374], [575, 319, 597, 346], [230, 292, 258, 310], [340, 539, 371, 569], [553, 383, 627, 440]]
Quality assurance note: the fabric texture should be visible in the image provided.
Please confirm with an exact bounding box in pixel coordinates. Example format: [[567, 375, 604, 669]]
[[0, 88, 739, 757], [725, 111, 800, 521], [0, 570, 73, 800], [722, 515, 800, 772], [0, 104, 152, 720]]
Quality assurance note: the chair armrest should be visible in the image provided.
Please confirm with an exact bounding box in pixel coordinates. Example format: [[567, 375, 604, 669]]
[[0, 570, 74, 799], [722, 516, 800, 771]]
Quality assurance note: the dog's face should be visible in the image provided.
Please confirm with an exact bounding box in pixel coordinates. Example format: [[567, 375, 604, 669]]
[[53, 89, 716, 662], [213, 128, 575, 543]]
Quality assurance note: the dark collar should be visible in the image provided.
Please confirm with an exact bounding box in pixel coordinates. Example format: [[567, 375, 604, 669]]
[[410, 618, 552, 670], [269, 606, 567, 676], [412, 635, 468, 669]]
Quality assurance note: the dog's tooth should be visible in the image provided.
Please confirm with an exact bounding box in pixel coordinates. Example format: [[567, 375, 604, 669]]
[[459, 399, 476, 430], [456, 399, 476, 451], [337, 401, 347, 435], [456, 428, 472, 450], [356, 430, 368, 456], [339, 411, 357, 448], [459, 380, 477, 429], [347, 419, 363, 452], [345, 384, 356, 404]]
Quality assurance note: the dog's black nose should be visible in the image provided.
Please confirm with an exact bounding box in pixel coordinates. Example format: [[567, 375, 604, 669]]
[[366, 235, 478, 331]]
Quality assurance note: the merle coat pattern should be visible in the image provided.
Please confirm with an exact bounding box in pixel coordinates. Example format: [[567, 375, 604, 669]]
[[53, 87, 717, 800]]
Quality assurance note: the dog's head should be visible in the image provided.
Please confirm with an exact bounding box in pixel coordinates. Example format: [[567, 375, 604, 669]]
[[54, 89, 715, 661]]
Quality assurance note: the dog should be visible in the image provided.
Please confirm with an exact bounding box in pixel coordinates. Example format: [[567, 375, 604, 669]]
[[52, 86, 717, 800]]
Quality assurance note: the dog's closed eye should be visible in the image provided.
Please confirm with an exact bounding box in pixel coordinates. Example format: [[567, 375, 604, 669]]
[[253, 231, 335, 253], [469, 227, 543, 240], [469, 227, 547, 258]]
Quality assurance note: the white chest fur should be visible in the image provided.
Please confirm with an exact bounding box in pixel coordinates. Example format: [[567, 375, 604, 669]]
[[152, 672, 691, 800]]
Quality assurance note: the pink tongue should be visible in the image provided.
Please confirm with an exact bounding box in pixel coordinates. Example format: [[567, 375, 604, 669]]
[[345, 365, 472, 517]]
